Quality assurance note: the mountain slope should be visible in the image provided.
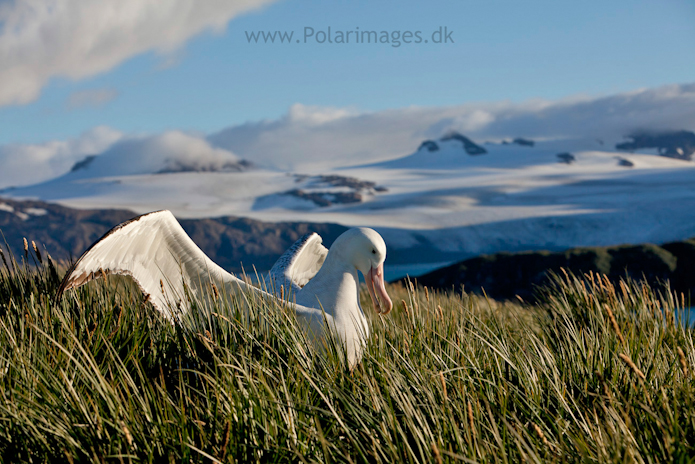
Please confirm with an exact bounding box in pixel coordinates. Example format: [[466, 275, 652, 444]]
[[409, 240, 695, 302], [0, 198, 347, 273]]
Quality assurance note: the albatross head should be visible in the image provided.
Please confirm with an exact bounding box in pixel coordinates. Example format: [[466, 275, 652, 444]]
[[334, 227, 393, 315]]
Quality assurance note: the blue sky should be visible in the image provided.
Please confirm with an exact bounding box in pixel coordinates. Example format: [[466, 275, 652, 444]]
[[0, 0, 693, 147]]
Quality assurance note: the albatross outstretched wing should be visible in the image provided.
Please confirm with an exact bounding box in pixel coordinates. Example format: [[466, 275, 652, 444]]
[[263, 232, 328, 295], [56, 210, 251, 320]]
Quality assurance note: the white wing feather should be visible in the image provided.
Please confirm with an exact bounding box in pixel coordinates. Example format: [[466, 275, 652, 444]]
[[263, 232, 328, 295], [56, 210, 254, 320]]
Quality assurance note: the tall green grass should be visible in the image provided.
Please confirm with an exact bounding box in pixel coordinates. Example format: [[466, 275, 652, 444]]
[[0, 243, 694, 462]]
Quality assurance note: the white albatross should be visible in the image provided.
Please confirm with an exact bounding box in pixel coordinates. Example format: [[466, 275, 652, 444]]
[[55, 210, 392, 367]]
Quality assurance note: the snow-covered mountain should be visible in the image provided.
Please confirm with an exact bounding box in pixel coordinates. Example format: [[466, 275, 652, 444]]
[[4, 129, 695, 279]]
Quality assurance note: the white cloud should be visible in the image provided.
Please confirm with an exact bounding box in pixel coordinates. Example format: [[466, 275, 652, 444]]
[[67, 88, 118, 109], [76, 131, 242, 177], [3, 83, 695, 189], [209, 83, 695, 170], [0, 0, 278, 107], [0, 126, 122, 188]]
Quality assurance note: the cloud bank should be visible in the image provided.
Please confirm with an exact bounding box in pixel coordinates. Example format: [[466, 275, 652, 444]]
[[208, 83, 695, 170], [2, 83, 695, 189], [0, 0, 277, 107], [0, 126, 122, 189], [69, 131, 243, 178]]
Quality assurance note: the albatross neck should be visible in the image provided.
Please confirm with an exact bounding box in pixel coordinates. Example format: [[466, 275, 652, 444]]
[[300, 251, 364, 322]]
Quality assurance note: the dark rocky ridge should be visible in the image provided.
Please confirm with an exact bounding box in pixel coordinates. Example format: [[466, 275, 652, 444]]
[[69, 155, 253, 174], [70, 155, 98, 172], [440, 131, 487, 155], [616, 130, 695, 161], [501, 138, 535, 147], [0, 198, 348, 273], [284, 189, 363, 207], [157, 159, 252, 174], [556, 153, 575, 164], [408, 241, 695, 303], [277, 174, 387, 208], [418, 140, 440, 152]]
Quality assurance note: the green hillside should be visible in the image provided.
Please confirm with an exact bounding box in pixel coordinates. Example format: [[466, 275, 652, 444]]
[[0, 245, 694, 462]]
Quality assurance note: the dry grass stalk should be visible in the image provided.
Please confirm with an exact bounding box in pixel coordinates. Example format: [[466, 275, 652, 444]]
[[650, 300, 658, 319], [220, 420, 231, 458], [211, 283, 219, 300], [120, 421, 133, 448], [31, 241, 42, 264], [531, 422, 550, 449], [595, 371, 611, 399], [22, 237, 28, 259], [424, 286, 430, 303], [678, 347, 689, 377], [619, 353, 646, 381], [587, 270, 595, 291], [401, 299, 409, 317], [467, 400, 476, 439], [431, 441, 443, 464], [664, 307, 675, 326], [641, 284, 651, 309], [560, 267, 570, 280], [604, 304, 626, 345], [0, 248, 7, 270], [280, 284, 284, 301], [602, 274, 615, 297], [439, 371, 447, 402]]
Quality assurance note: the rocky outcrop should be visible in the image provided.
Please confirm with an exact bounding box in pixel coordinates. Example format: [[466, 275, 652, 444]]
[[502, 138, 535, 147], [70, 155, 98, 172], [557, 153, 575, 164], [407, 241, 695, 303], [616, 130, 695, 161], [284, 189, 363, 207], [440, 131, 487, 155], [157, 159, 252, 174], [273, 175, 387, 208], [418, 140, 440, 152], [69, 155, 253, 174]]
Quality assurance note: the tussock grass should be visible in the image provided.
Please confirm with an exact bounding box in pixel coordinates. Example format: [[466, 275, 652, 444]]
[[0, 244, 694, 462]]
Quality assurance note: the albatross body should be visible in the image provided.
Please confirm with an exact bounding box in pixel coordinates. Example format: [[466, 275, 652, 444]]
[[56, 210, 392, 367]]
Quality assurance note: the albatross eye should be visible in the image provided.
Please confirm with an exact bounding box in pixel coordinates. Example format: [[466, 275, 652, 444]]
[[371, 249, 376, 254]]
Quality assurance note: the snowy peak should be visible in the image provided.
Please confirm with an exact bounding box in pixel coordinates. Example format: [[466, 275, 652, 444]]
[[440, 131, 487, 155], [66, 131, 251, 178], [415, 132, 488, 156]]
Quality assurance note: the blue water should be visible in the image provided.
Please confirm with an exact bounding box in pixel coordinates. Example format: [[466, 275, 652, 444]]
[[384, 261, 454, 282], [675, 308, 695, 327]]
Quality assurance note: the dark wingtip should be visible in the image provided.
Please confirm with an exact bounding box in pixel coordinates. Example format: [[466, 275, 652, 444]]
[[54, 260, 79, 305]]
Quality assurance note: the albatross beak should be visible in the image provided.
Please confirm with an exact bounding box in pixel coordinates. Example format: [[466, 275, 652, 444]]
[[366, 262, 393, 315]]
